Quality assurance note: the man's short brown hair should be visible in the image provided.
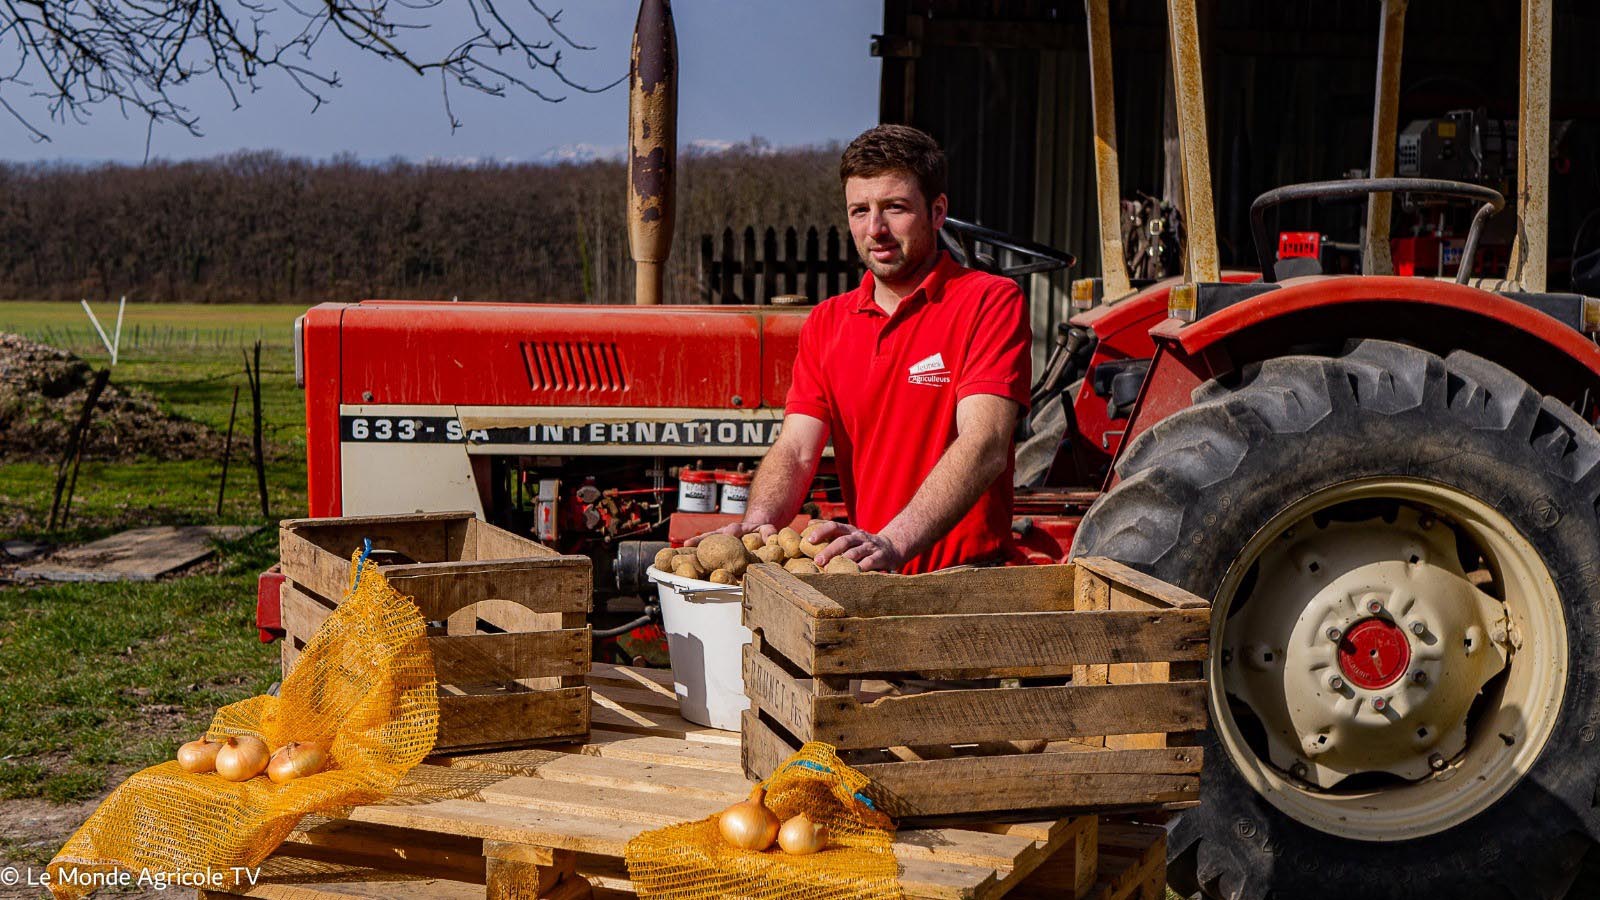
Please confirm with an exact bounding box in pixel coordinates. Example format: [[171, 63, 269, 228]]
[[839, 124, 947, 206]]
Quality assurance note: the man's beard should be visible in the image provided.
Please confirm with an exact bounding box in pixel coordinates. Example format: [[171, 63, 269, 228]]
[[861, 235, 934, 286]]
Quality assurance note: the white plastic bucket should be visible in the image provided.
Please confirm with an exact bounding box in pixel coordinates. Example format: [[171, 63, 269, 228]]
[[646, 566, 751, 730]]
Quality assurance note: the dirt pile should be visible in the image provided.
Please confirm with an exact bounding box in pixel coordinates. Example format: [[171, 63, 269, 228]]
[[0, 333, 222, 462]]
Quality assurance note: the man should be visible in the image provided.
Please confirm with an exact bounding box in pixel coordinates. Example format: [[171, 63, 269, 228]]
[[699, 124, 1031, 573]]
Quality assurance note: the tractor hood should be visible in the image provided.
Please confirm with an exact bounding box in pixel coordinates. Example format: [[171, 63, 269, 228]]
[[328, 300, 810, 411]]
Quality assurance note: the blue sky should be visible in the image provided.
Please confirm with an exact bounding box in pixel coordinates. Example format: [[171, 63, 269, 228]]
[[0, 1, 882, 163]]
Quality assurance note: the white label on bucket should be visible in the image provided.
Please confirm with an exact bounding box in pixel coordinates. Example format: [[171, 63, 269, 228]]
[[720, 483, 749, 514], [678, 478, 715, 512]]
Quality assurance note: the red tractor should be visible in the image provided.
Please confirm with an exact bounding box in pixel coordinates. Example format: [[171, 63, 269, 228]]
[[274, 0, 1600, 896]]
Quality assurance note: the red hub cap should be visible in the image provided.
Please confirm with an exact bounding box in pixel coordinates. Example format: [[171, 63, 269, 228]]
[[1338, 617, 1412, 690]]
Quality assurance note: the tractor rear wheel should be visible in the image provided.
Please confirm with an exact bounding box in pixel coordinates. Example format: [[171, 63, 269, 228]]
[[1072, 340, 1600, 899]]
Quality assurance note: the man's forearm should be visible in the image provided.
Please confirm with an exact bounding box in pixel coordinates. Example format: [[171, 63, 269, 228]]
[[878, 431, 1008, 562], [741, 441, 816, 527]]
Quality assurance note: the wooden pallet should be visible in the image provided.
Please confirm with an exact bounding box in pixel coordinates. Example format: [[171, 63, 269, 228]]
[[197, 664, 1169, 900]]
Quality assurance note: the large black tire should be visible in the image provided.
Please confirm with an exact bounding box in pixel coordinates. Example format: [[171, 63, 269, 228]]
[[1071, 340, 1600, 900]]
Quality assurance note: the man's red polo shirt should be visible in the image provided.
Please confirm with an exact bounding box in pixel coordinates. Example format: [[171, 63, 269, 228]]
[[784, 251, 1031, 574]]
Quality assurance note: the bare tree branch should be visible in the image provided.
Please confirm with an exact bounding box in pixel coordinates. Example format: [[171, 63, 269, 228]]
[[0, 0, 623, 139]]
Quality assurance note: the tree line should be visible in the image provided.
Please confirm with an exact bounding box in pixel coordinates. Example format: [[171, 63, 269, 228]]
[[0, 141, 846, 305]]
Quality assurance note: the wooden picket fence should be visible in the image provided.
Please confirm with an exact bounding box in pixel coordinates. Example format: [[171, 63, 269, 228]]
[[698, 225, 864, 304]]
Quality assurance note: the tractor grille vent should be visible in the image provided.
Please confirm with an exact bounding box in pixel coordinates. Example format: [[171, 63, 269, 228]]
[[522, 341, 629, 393]]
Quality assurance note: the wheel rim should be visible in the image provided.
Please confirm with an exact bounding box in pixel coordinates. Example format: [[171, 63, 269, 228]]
[[1211, 477, 1568, 842]]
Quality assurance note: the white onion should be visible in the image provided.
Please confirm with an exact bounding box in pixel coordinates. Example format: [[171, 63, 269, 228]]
[[267, 741, 329, 784], [176, 737, 223, 774], [215, 736, 270, 782], [718, 785, 780, 851]]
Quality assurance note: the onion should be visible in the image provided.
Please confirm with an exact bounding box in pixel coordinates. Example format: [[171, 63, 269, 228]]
[[214, 735, 271, 782], [717, 785, 780, 851], [778, 812, 829, 855], [267, 741, 329, 784], [176, 737, 223, 774]]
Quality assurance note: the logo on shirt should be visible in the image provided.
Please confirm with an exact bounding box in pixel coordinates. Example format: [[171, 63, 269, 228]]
[[907, 352, 950, 386]]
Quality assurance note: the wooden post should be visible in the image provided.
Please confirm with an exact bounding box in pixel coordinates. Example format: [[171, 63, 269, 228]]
[[804, 227, 821, 300], [1508, 0, 1552, 291], [1165, 0, 1220, 284], [719, 228, 736, 303], [783, 226, 800, 295], [243, 342, 268, 519], [698, 234, 714, 302], [1363, 0, 1408, 277], [825, 227, 842, 296], [761, 227, 778, 304], [216, 384, 241, 516], [741, 226, 757, 304], [1085, 0, 1134, 300], [48, 368, 111, 531]]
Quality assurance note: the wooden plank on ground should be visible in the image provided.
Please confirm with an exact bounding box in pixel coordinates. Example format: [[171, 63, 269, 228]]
[[588, 662, 677, 692], [573, 731, 744, 772], [477, 775, 726, 826], [811, 682, 1208, 748], [807, 608, 1210, 677], [587, 690, 741, 745], [520, 750, 748, 801], [586, 683, 684, 715], [351, 798, 641, 857], [276, 821, 486, 884]]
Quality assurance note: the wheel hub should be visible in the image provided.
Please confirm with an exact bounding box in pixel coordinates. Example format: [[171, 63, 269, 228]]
[[1223, 507, 1511, 788], [1337, 617, 1411, 690]]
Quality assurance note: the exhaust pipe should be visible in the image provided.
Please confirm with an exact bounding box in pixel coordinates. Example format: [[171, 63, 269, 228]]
[[629, 0, 678, 305]]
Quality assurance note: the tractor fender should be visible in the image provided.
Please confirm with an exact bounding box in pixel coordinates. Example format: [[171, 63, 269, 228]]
[[1107, 276, 1600, 486], [1154, 275, 1600, 403]]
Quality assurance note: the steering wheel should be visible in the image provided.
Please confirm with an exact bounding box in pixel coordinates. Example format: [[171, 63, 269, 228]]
[[940, 216, 1077, 279], [1250, 177, 1504, 284]]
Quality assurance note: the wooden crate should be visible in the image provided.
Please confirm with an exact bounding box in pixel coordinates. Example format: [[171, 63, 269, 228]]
[[278, 511, 593, 753], [741, 556, 1210, 822]]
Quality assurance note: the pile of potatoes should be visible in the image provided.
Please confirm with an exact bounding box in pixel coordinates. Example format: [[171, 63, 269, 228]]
[[654, 523, 860, 584]]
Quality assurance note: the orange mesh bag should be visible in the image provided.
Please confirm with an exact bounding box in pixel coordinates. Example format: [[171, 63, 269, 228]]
[[625, 742, 902, 900], [46, 552, 438, 900]]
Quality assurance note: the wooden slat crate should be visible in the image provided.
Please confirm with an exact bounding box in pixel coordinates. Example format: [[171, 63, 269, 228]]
[[741, 556, 1210, 822], [278, 511, 593, 753]]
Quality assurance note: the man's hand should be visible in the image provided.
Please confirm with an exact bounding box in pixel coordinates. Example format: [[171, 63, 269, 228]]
[[684, 521, 778, 548], [809, 520, 905, 572]]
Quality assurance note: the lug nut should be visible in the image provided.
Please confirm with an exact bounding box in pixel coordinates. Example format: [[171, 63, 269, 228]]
[[1328, 674, 1346, 691], [1412, 670, 1428, 685], [1372, 697, 1389, 712], [1326, 626, 1343, 642], [1366, 598, 1384, 615], [1410, 621, 1426, 636], [1290, 762, 1309, 780], [1429, 753, 1447, 772], [1419, 515, 1435, 530]]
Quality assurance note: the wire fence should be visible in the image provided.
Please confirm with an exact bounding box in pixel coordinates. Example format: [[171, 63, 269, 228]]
[[7, 323, 295, 354]]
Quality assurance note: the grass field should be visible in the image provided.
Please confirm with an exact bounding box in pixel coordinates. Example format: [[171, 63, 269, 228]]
[[0, 300, 309, 542], [0, 301, 306, 821]]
